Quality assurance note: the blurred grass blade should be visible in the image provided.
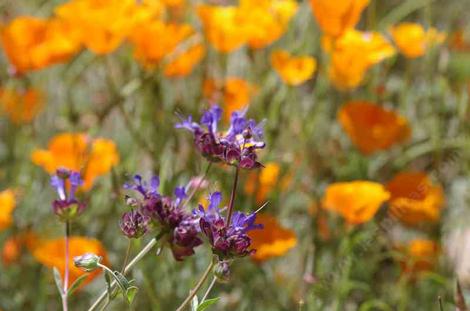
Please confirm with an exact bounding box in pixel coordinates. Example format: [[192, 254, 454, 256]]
[[378, 0, 435, 29]]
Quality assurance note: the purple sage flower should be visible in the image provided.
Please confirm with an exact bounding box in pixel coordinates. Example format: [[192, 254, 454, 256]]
[[120, 209, 150, 239], [176, 105, 266, 169], [195, 192, 263, 260], [123, 175, 202, 260], [50, 168, 85, 221]]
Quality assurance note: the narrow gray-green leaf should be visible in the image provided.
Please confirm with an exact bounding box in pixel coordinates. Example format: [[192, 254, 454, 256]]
[[53, 267, 64, 295], [197, 298, 220, 311], [67, 274, 88, 297]]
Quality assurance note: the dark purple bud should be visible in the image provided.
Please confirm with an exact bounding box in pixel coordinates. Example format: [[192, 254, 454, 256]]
[[120, 209, 149, 239]]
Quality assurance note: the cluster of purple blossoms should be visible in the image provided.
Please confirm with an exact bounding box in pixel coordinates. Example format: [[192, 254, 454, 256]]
[[50, 168, 85, 221], [195, 192, 262, 260], [120, 175, 202, 261], [176, 105, 266, 170]]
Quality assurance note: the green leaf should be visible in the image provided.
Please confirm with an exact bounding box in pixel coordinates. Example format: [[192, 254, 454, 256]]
[[191, 295, 199, 311], [67, 274, 89, 297], [197, 298, 220, 311], [125, 286, 138, 305], [53, 267, 64, 295], [104, 271, 112, 298]]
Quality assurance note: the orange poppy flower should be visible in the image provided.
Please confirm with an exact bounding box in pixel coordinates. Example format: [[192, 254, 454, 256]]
[[0, 189, 16, 232], [390, 23, 446, 59], [1, 231, 36, 266], [29, 236, 108, 287], [0, 87, 44, 124], [386, 172, 444, 226], [249, 213, 297, 261], [31, 133, 119, 190], [0, 16, 81, 74], [197, 4, 247, 53], [338, 101, 411, 155], [203, 78, 255, 120], [326, 29, 395, 90], [55, 0, 160, 54], [240, 0, 298, 49], [309, 0, 370, 37], [271, 50, 317, 86], [322, 181, 390, 224], [400, 239, 439, 275], [2, 235, 22, 266], [164, 43, 205, 78], [130, 21, 193, 69], [245, 162, 281, 204]]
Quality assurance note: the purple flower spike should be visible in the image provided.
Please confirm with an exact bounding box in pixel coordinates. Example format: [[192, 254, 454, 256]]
[[50, 169, 86, 221], [122, 174, 203, 260], [195, 192, 263, 260], [176, 105, 266, 170]]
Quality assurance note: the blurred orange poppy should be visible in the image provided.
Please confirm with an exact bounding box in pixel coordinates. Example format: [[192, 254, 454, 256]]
[[271, 50, 317, 86], [204, 78, 255, 120], [326, 29, 395, 90], [245, 162, 281, 204], [0, 87, 44, 124], [386, 172, 444, 226], [29, 236, 108, 287], [309, 0, 369, 37], [55, 0, 160, 54], [130, 21, 193, 69], [1, 231, 36, 266], [0, 189, 16, 232], [400, 239, 439, 275], [164, 43, 205, 78], [31, 133, 119, 190], [249, 213, 297, 261], [390, 23, 446, 59], [240, 0, 298, 49], [0, 16, 81, 74], [197, 4, 247, 53], [338, 101, 411, 155], [2, 235, 22, 266], [322, 181, 390, 224]]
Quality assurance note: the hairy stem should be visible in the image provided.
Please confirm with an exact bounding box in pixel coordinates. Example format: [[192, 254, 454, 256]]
[[200, 276, 217, 303], [88, 234, 163, 311], [61, 221, 71, 311], [176, 261, 215, 311], [225, 167, 240, 226]]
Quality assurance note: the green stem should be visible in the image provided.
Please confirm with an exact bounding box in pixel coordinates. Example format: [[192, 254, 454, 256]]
[[87, 233, 164, 311], [225, 166, 240, 227], [175, 261, 215, 311], [200, 277, 217, 303]]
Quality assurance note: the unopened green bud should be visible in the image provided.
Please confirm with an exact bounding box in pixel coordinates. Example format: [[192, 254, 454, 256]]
[[73, 253, 101, 272]]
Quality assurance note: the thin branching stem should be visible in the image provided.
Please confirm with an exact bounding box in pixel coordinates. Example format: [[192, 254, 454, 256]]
[[175, 261, 215, 311]]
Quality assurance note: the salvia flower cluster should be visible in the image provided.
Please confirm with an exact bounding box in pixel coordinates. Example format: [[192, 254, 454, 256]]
[[50, 168, 85, 221], [119, 175, 263, 262], [196, 192, 263, 260], [120, 175, 203, 261], [176, 105, 266, 169]]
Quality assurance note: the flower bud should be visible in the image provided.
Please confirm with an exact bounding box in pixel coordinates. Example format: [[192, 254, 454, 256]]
[[214, 261, 231, 283], [74, 253, 101, 272]]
